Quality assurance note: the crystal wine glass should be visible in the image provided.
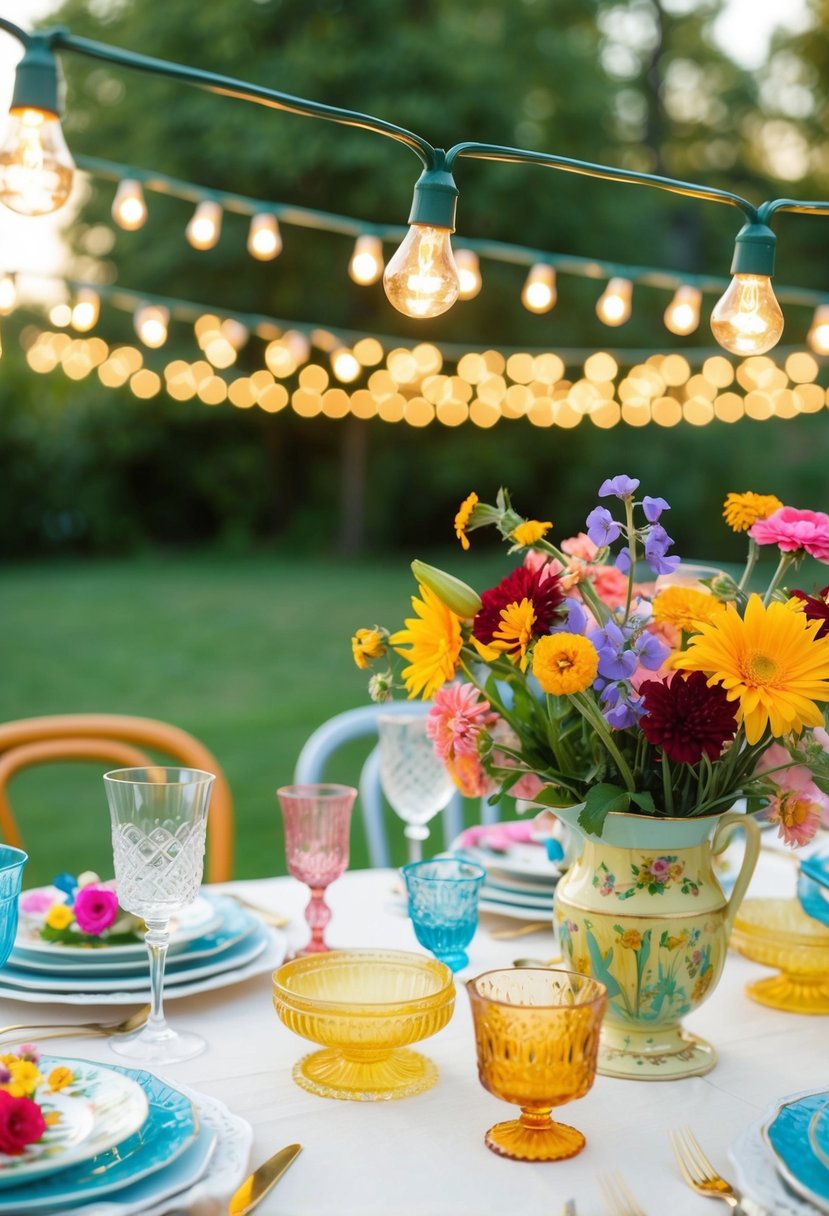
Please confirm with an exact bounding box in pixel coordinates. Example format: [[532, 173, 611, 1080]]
[[104, 765, 215, 1063], [277, 783, 356, 953], [377, 714, 455, 863]]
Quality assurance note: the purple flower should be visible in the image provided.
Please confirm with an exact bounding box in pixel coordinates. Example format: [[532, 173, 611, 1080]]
[[634, 632, 670, 670], [644, 525, 680, 576], [615, 546, 632, 573], [598, 475, 640, 500], [605, 701, 643, 729], [553, 597, 588, 635], [643, 496, 670, 522], [586, 506, 622, 547]]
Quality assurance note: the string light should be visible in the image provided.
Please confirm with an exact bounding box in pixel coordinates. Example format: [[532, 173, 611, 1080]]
[[521, 263, 556, 313], [48, 301, 71, 327], [186, 200, 222, 250], [331, 347, 361, 382], [71, 287, 99, 332], [111, 178, 147, 230], [454, 249, 482, 300], [663, 285, 701, 336], [383, 155, 460, 318], [247, 212, 281, 260], [710, 222, 784, 356], [807, 304, 829, 356], [596, 277, 632, 327], [0, 273, 16, 315], [348, 235, 384, 285], [134, 303, 169, 348]]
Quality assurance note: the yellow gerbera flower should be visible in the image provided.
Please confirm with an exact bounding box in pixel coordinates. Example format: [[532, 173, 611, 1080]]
[[723, 491, 784, 533], [351, 627, 386, 670], [487, 597, 536, 671], [511, 519, 553, 547], [454, 492, 478, 550], [652, 585, 726, 634], [45, 904, 74, 931], [390, 583, 463, 700], [673, 593, 829, 744], [532, 633, 599, 696]]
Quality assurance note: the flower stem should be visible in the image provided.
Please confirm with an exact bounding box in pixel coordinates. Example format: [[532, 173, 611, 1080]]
[[763, 552, 795, 605], [661, 752, 674, 816], [571, 691, 635, 792], [738, 537, 759, 593], [623, 495, 637, 624]]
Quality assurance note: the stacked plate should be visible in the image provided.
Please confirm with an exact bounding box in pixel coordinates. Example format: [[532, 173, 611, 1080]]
[[730, 1088, 829, 1215], [4, 889, 286, 1004], [0, 1055, 252, 1214], [451, 825, 562, 920]]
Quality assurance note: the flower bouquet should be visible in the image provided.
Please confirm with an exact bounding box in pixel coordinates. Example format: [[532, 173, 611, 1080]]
[[20, 872, 144, 948]]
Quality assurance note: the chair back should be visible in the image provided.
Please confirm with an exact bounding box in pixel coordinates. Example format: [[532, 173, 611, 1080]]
[[0, 714, 234, 882]]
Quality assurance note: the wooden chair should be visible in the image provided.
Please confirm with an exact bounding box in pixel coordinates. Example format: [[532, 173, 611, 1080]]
[[0, 714, 235, 882]]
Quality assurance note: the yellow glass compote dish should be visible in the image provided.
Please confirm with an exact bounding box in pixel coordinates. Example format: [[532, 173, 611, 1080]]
[[730, 898, 829, 1014], [273, 948, 455, 1101]]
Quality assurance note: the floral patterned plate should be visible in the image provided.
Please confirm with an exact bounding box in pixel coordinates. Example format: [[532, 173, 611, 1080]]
[[0, 1059, 147, 1189]]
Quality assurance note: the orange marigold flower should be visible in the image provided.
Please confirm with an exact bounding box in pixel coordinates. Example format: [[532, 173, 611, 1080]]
[[47, 1067, 73, 1092], [351, 627, 386, 670], [723, 491, 784, 533], [652, 585, 726, 634], [511, 519, 553, 547], [532, 633, 599, 696], [454, 492, 478, 550]]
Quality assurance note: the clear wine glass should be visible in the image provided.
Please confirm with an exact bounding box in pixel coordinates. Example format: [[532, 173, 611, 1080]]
[[104, 765, 215, 1064], [277, 783, 356, 953], [377, 714, 455, 863]]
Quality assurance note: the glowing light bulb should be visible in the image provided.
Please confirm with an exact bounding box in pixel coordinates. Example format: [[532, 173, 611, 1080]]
[[596, 277, 632, 326], [455, 248, 482, 300], [72, 288, 99, 332], [710, 274, 784, 355], [663, 285, 701, 336], [383, 224, 459, 318], [186, 201, 222, 250], [521, 263, 556, 313], [135, 304, 169, 349], [112, 179, 147, 231], [349, 235, 384, 285], [331, 348, 361, 383], [0, 274, 16, 315], [49, 302, 71, 327], [0, 107, 74, 216], [248, 213, 282, 260], [807, 304, 829, 356]]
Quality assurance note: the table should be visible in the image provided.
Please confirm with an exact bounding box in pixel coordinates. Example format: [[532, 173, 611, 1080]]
[[3, 850, 823, 1216]]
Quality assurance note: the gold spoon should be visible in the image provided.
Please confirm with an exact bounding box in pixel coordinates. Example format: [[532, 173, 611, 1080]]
[[0, 1003, 151, 1042], [512, 955, 563, 967]]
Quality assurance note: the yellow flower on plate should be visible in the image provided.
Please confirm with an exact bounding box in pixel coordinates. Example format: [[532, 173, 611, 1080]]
[[6, 1059, 42, 1097], [511, 519, 552, 547], [47, 1066, 74, 1092], [723, 491, 783, 533], [351, 627, 386, 670], [673, 594, 829, 744], [532, 633, 599, 696], [45, 904, 74, 931], [652, 586, 726, 634], [454, 492, 478, 550], [390, 583, 463, 700]]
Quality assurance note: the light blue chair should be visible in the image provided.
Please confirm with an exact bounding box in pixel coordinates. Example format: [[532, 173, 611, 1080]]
[[294, 702, 500, 868]]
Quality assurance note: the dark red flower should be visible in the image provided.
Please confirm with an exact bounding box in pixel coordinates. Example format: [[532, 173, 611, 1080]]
[[639, 671, 738, 765], [473, 565, 565, 646], [790, 586, 829, 639], [0, 1091, 46, 1155]]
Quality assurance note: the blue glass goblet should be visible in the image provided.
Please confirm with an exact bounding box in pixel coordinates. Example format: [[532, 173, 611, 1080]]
[[402, 858, 486, 972], [0, 846, 28, 966]]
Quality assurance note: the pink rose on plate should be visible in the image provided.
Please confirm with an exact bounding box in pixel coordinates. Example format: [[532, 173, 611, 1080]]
[[0, 1091, 45, 1155], [19, 890, 58, 917], [73, 885, 119, 935]]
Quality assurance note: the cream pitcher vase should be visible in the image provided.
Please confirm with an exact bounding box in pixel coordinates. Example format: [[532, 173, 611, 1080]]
[[540, 805, 760, 1081]]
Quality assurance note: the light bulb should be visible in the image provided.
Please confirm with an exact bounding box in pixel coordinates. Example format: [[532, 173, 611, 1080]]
[[596, 277, 632, 326], [186, 200, 222, 250], [521, 263, 556, 313], [663, 285, 701, 336], [0, 107, 74, 216], [383, 223, 459, 318], [455, 248, 482, 300], [0, 274, 16, 315], [710, 274, 784, 355], [349, 235, 384, 285], [248, 213, 281, 260], [72, 288, 99, 332], [221, 317, 249, 350], [49, 302, 71, 327], [135, 304, 169, 348], [331, 348, 361, 383], [112, 179, 147, 230], [807, 305, 829, 356]]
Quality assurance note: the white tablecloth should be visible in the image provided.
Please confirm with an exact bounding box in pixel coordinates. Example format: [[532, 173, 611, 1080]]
[[4, 851, 824, 1216]]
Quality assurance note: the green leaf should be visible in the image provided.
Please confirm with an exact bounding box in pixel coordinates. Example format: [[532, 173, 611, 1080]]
[[629, 791, 657, 814], [578, 783, 631, 836], [531, 787, 582, 810]]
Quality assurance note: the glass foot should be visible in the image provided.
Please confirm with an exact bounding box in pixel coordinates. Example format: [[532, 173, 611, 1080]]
[[484, 1117, 585, 1162], [746, 973, 829, 1014], [293, 1047, 438, 1101], [598, 1022, 716, 1080], [110, 1024, 206, 1064]]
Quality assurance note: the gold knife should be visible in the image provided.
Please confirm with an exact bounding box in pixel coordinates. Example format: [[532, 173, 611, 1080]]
[[228, 1144, 302, 1216]]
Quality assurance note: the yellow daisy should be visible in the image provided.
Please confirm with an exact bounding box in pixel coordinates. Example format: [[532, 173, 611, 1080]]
[[45, 904, 74, 931], [652, 585, 726, 634], [532, 633, 599, 696], [454, 492, 478, 550], [723, 491, 783, 533], [673, 593, 829, 744], [511, 519, 553, 547], [390, 583, 463, 699], [351, 627, 386, 670], [488, 598, 536, 671]]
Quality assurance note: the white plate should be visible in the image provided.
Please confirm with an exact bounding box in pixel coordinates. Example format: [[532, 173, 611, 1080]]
[[0, 925, 286, 1004], [730, 1089, 827, 1216], [0, 1058, 147, 1191], [453, 839, 561, 882], [479, 899, 553, 922]]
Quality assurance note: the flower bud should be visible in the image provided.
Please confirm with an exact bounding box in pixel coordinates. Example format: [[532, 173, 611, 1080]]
[[410, 559, 482, 619]]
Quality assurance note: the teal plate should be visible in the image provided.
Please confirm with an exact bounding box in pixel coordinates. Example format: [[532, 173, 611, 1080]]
[[811, 1100, 829, 1172], [764, 1089, 829, 1215], [0, 1063, 199, 1213]]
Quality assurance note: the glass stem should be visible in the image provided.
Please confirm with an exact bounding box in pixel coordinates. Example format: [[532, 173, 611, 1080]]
[[306, 887, 332, 951], [144, 918, 171, 1040], [404, 824, 429, 864]]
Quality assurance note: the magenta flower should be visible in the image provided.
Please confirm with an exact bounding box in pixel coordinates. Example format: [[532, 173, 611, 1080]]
[[749, 507, 829, 563], [73, 885, 119, 935]]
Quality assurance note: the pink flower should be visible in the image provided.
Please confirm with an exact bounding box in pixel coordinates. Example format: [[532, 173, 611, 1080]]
[[427, 683, 495, 762], [755, 747, 828, 846], [73, 885, 119, 935], [648, 858, 672, 880], [561, 533, 600, 562], [511, 772, 546, 802], [444, 751, 496, 798], [19, 890, 57, 917], [749, 507, 829, 563], [0, 1091, 45, 1155]]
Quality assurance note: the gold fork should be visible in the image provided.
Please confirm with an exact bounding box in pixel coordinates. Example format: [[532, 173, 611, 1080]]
[[0, 1004, 150, 1043], [599, 1171, 647, 1216], [222, 891, 290, 928], [670, 1127, 744, 1211]]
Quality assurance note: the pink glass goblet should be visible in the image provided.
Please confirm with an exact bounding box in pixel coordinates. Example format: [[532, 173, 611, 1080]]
[[277, 783, 356, 954]]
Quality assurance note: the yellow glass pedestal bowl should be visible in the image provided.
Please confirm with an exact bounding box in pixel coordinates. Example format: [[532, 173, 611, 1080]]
[[730, 898, 829, 1014], [273, 948, 455, 1100]]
